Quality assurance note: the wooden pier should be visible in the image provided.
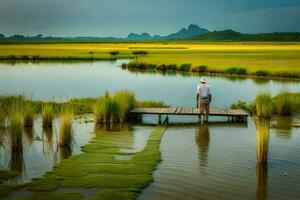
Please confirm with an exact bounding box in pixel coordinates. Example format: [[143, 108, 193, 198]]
[[130, 107, 248, 124]]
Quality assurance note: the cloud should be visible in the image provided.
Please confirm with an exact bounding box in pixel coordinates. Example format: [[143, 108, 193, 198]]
[[0, 0, 299, 36]]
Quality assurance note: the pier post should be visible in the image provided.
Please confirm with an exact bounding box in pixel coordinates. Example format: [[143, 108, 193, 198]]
[[158, 114, 161, 124]]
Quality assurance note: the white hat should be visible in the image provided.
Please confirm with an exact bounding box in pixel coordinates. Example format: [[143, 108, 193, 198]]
[[200, 77, 207, 83]]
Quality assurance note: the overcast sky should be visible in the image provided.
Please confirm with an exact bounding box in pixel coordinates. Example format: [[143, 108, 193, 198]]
[[1, 0, 300, 37]]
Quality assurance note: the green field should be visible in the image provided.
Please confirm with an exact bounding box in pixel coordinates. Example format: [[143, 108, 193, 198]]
[[1, 43, 300, 73]]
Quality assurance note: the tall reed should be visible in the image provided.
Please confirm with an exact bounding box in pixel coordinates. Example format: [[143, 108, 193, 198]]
[[113, 90, 135, 122], [9, 112, 23, 152], [0, 110, 6, 128], [23, 103, 35, 127], [42, 105, 54, 128], [93, 92, 120, 124], [255, 118, 270, 164], [254, 93, 273, 118], [273, 92, 293, 116], [58, 112, 74, 147]]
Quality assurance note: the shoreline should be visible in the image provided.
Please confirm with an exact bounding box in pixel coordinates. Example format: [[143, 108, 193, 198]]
[[122, 62, 300, 80]]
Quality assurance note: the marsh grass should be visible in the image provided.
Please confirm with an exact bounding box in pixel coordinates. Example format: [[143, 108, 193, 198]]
[[93, 90, 138, 124], [254, 93, 273, 118], [93, 97, 116, 124], [273, 92, 293, 115], [123, 60, 300, 79], [177, 63, 191, 71], [23, 103, 35, 128], [1, 94, 167, 127], [191, 65, 208, 73], [255, 119, 270, 164], [9, 112, 23, 152], [230, 100, 252, 113], [113, 90, 135, 122], [136, 100, 169, 108], [0, 110, 6, 128], [42, 105, 54, 128], [225, 67, 247, 75], [58, 112, 74, 147]]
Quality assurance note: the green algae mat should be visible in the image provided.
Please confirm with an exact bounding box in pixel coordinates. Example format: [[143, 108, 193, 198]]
[[0, 126, 166, 200]]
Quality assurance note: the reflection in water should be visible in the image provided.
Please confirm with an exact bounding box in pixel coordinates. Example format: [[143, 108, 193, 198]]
[[24, 127, 34, 146], [256, 163, 268, 200], [255, 119, 270, 165], [195, 125, 210, 167], [43, 128, 55, 155], [255, 118, 270, 200], [59, 145, 72, 160], [275, 116, 293, 139], [252, 78, 270, 85], [9, 143, 25, 174], [94, 123, 133, 133]]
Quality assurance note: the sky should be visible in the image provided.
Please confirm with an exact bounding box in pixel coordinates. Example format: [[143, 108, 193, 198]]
[[0, 0, 300, 37]]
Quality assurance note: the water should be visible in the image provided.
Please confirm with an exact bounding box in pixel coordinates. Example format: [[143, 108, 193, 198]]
[[0, 115, 153, 184], [0, 61, 299, 108], [1, 61, 300, 199], [0, 115, 95, 184], [138, 121, 300, 200]]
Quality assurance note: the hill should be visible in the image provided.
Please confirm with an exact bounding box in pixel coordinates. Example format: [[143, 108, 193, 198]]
[[189, 30, 300, 41], [126, 24, 209, 40]]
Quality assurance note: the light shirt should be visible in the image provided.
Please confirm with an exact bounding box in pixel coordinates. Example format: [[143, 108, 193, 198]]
[[196, 83, 211, 98]]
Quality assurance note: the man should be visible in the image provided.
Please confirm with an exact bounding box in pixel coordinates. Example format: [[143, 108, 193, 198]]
[[196, 77, 212, 123]]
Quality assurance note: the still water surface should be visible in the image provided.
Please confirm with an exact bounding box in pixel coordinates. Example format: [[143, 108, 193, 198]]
[[0, 61, 300, 199], [0, 60, 299, 107]]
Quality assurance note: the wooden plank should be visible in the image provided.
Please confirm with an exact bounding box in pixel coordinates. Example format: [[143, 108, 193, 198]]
[[130, 107, 248, 117]]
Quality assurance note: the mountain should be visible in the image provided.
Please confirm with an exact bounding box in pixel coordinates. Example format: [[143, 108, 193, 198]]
[[164, 24, 209, 39], [127, 33, 152, 40], [189, 30, 300, 41], [126, 24, 209, 40], [190, 30, 244, 41], [0, 33, 5, 39]]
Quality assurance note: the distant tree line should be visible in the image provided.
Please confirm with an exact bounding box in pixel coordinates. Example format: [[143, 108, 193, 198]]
[[1, 30, 300, 43]]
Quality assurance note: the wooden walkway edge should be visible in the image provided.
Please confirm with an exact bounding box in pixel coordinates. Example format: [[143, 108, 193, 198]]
[[130, 107, 248, 124]]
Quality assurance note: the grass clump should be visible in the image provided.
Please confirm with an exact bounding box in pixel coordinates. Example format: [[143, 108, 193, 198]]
[[273, 92, 293, 115], [58, 112, 74, 147], [9, 112, 23, 152], [136, 100, 169, 108], [132, 50, 148, 55], [126, 62, 149, 70], [254, 70, 270, 77], [113, 90, 136, 122], [42, 105, 54, 128], [93, 90, 137, 124], [177, 63, 191, 71], [0, 110, 6, 128], [23, 103, 35, 128], [93, 92, 119, 124], [225, 67, 247, 75], [230, 100, 252, 112], [191, 65, 208, 73], [109, 51, 119, 56], [253, 93, 273, 118]]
